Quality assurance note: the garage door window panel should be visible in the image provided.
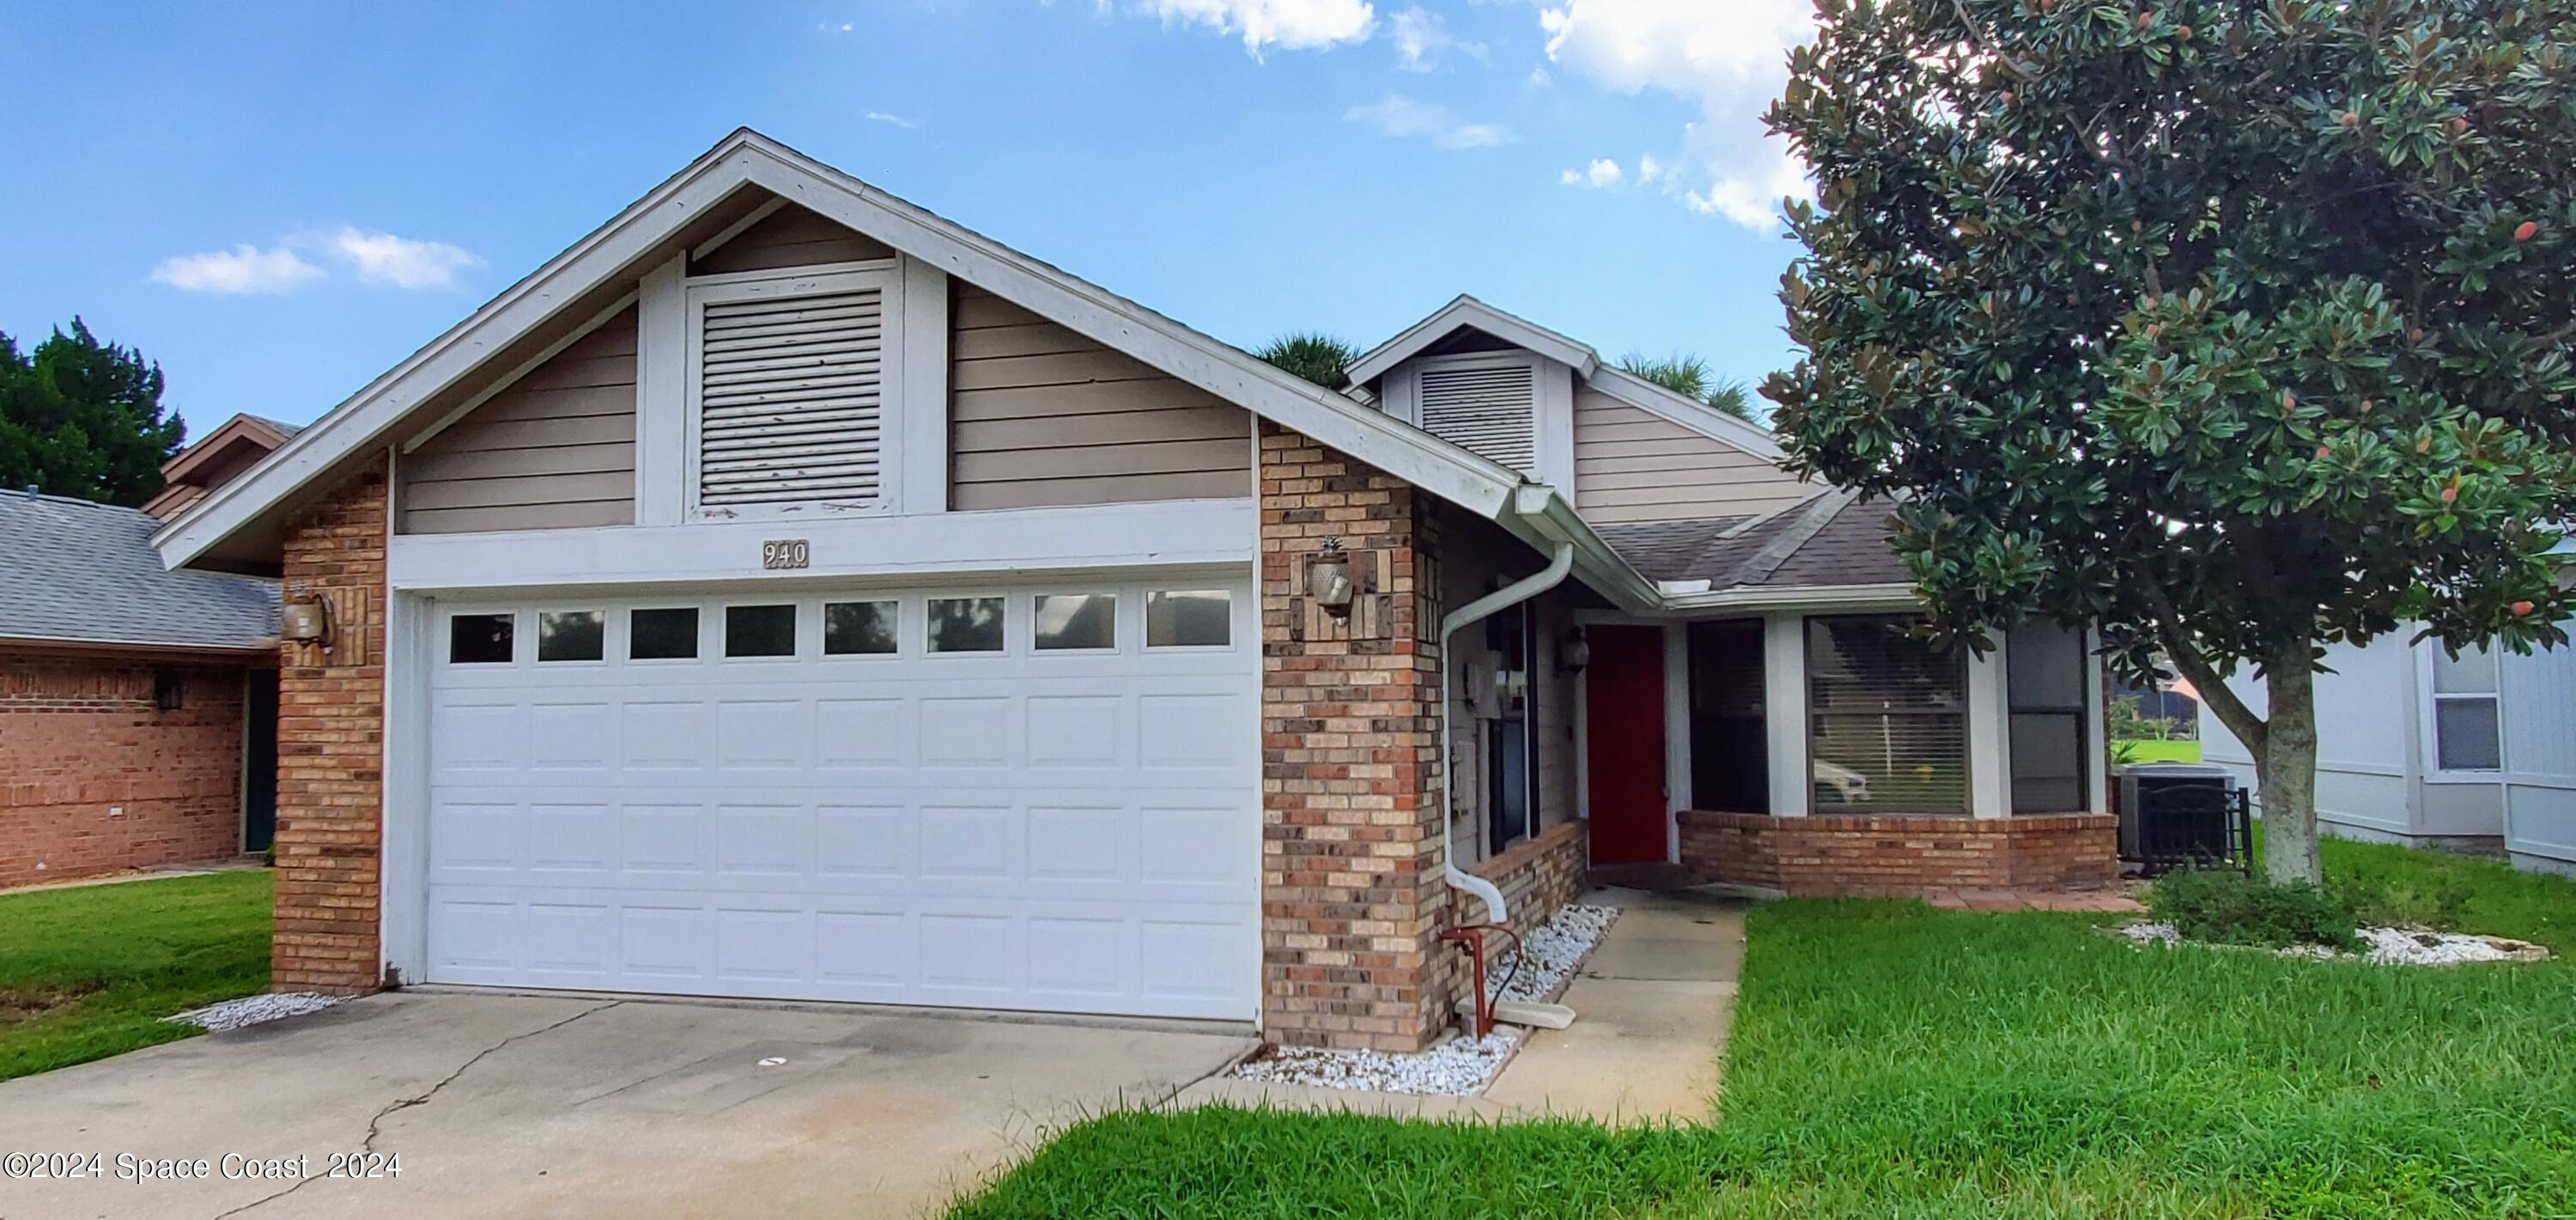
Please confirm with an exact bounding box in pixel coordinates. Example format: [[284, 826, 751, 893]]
[[726, 604, 799, 658], [1035, 593, 1118, 652], [1146, 589, 1232, 649], [450, 613, 515, 665], [538, 611, 606, 663], [929, 597, 1006, 653], [629, 607, 702, 661], [823, 600, 900, 656]]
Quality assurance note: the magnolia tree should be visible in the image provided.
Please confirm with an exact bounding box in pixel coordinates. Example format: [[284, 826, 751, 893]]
[[1765, 0, 2576, 881]]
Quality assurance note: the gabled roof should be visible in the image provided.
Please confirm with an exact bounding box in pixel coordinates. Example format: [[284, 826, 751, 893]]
[[153, 129, 1532, 573], [1348, 294, 1783, 461], [2, 491, 277, 654], [1348, 294, 1601, 386], [1593, 490, 1914, 598]]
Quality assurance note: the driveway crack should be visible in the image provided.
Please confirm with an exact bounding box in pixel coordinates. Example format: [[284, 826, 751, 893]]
[[210, 999, 622, 1218]]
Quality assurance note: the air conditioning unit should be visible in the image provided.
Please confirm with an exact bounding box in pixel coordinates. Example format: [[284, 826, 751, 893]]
[[2117, 762, 2240, 870]]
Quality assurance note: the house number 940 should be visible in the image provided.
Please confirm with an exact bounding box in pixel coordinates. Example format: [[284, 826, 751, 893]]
[[762, 539, 811, 570]]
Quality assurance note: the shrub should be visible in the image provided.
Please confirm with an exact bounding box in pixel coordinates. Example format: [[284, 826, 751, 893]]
[[2148, 869, 2361, 952]]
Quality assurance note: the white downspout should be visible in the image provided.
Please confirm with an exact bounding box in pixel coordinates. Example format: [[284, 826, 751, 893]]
[[1439, 541, 1577, 927]]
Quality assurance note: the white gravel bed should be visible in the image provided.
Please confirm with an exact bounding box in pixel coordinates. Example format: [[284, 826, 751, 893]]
[[1228, 1031, 1522, 1096], [167, 992, 343, 1032], [1224, 901, 1621, 1096], [2117, 921, 2548, 966], [1488, 902, 1619, 1004]]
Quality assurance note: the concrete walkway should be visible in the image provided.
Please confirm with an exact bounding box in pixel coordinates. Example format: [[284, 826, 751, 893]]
[[1175, 885, 1746, 1125]]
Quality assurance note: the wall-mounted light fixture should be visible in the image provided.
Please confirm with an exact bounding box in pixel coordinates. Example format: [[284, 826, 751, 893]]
[[1309, 537, 1355, 618], [1558, 626, 1591, 674], [282, 592, 334, 649]]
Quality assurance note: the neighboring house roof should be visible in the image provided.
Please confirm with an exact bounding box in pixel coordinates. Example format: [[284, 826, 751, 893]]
[[0, 491, 279, 653], [1595, 490, 1913, 593], [143, 412, 305, 521]]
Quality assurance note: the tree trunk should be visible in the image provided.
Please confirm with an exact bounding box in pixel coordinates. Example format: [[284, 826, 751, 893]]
[[2257, 656, 2324, 883]]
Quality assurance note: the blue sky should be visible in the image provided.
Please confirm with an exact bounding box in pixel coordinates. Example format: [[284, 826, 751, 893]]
[[0, 1, 1814, 438]]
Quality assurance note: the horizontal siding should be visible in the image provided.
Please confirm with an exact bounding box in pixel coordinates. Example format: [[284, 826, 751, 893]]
[[691, 204, 896, 275], [401, 307, 637, 534], [1571, 391, 1808, 524], [948, 287, 1249, 511]]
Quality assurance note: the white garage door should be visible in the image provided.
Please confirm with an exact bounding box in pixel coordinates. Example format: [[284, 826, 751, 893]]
[[419, 576, 1257, 1020]]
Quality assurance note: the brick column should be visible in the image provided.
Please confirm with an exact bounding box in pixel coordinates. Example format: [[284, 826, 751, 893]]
[[1257, 423, 1456, 1051], [272, 456, 390, 994]]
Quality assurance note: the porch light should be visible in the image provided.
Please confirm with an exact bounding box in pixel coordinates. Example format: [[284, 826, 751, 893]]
[[1309, 538, 1355, 617], [1558, 627, 1591, 674], [282, 592, 333, 646]]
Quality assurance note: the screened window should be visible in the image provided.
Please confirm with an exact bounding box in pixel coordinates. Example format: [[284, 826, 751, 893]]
[[2007, 625, 2089, 813], [928, 597, 1005, 653], [537, 610, 605, 663], [449, 614, 514, 665], [823, 601, 898, 655], [1807, 616, 1968, 815], [2432, 644, 2502, 772], [725, 604, 798, 658], [1035, 593, 1117, 651], [629, 608, 700, 659], [1146, 589, 1231, 647], [1688, 620, 1770, 814]]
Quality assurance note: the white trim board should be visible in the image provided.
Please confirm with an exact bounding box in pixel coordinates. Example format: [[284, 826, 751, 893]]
[[1348, 295, 1601, 388]]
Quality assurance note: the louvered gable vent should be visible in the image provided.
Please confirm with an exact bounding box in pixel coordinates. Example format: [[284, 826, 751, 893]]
[[697, 288, 884, 507], [1419, 361, 1537, 472]]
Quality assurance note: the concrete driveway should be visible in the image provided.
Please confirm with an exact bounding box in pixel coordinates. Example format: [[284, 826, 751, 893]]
[[0, 992, 1254, 1219]]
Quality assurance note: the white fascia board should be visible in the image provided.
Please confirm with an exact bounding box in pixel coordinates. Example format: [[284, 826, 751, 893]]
[[387, 496, 1256, 593], [1583, 365, 1786, 461], [1659, 584, 1923, 615], [728, 140, 1523, 519], [1347, 296, 1602, 389], [154, 138, 777, 572]]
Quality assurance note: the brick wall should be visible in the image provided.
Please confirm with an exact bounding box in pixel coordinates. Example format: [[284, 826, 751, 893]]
[[1465, 819, 1587, 941], [1258, 423, 1460, 1052], [1679, 810, 2117, 896], [0, 657, 249, 886], [272, 457, 390, 994]]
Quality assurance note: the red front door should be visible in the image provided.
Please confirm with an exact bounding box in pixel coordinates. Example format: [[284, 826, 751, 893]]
[[1585, 625, 1668, 865]]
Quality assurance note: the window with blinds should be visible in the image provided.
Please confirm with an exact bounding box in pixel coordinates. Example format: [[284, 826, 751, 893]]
[[1418, 360, 1537, 471], [692, 279, 890, 512], [1807, 615, 1968, 815]]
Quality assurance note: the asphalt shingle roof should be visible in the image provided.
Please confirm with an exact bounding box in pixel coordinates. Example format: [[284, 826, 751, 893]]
[[0, 491, 278, 651], [1593, 492, 1914, 592]]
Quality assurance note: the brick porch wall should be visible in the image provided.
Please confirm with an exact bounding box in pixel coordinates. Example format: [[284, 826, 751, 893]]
[[1464, 819, 1587, 941], [272, 457, 390, 994], [0, 658, 249, 887], [1258, 423, 1459, 1052], [1678, 810, 2117, 896]]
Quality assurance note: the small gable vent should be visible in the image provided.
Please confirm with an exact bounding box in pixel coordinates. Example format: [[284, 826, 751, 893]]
[[696, 287, 885, 508], [1419, 361, 1537, 471]]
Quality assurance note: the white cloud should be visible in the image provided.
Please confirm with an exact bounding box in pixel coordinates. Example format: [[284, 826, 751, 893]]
[[1390, 6, 1481, 70], [149, 245, 325, 294], [1346, 94, 1513, 149], [817, 21, 854, 32], [1145, 0, 1376, 55], [1561, 157, 1625, 188], [1637, 154, 1662, 182], [864, 110, 918, 128], [1528, 66, 1552, 86], [325, 228, 484, 290], [1537, 0, 1817, 229]]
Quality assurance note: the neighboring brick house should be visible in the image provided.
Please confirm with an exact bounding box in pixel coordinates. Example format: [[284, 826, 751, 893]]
[[152, 130, 2113, 1052], [3, 421, 287, 886]]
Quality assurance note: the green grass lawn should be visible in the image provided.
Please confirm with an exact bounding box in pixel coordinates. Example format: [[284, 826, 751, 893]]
[[0, 870, 271, 1082], [951, 843, 2576, 1220], [2117, 738, 2205, 763]]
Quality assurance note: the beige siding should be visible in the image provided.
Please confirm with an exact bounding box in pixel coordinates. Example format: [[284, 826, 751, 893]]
[[1572, 389, 1809, 524], [690, 204, 895, 275], [399, 307, 637, 534], [949, 287, 1250, 510]]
